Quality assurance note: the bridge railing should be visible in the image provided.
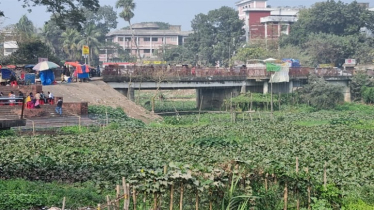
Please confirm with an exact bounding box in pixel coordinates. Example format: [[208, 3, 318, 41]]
[[102, 66, 354, 81]]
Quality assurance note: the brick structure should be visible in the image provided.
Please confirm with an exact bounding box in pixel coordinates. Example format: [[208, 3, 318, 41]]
[[236, 0, 298, 43]]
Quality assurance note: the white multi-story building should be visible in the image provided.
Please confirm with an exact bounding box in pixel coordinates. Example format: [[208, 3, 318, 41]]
[[3, 41, 18, 57], [99, 23, 191, 62]]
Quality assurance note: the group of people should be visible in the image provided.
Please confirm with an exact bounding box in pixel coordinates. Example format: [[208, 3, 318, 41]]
[[25, 91, 63, 115], [25, 91, 53, 108]]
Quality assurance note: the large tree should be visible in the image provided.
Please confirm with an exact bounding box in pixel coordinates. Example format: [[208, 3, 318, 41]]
[[3, 39, 60, 64], [61, 29, 81, 61], [83, 5, 118, 38], [78, 24, 101, 66], [186, 6, 245, 67], [116, 0, 141, 60], [282, 0, 374, 46], [14, 15, 37, 43], [0, 0, 100, 30]]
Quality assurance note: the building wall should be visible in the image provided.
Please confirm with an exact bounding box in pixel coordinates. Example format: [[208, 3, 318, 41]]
[[249, 11, 271, 40], [101, 34, 183, 61]]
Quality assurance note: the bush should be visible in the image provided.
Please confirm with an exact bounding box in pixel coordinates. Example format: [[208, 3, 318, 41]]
[[297, 74, 344, 110], [0, 179, 107, 210], [361, 86, 374, 104]]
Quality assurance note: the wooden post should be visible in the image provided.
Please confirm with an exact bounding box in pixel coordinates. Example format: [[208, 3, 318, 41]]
[[32, 121, 35, 136], [296, 157, 300, 210], [107, 195, 111, 210], [179, 183, 184, 210], [306, 167, 311, 210], [265, 173, 268, 191], [105, 107, 109, 126], [133, 188, 137, 210], [123, 177, 127, 210], [195, 190, 199, 210], [126, 184, 130, 210], [198, 96, 203, 123], [62, 197, 66, 210], [116, 185, 120, 209], [230, 92, 233, 123], [250, 93, 253, 111], [209, 191, 213, 210], [98, 204, 101, 210], [283, 182, 288, 210], [153, 193, 157, 210], [324, 162, 327, 190], [278, 92, 281, 110], [170, 184, 174, 210]]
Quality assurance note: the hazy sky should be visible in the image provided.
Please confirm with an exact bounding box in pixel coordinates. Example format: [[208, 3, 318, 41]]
[[0, 0, 371, 31]]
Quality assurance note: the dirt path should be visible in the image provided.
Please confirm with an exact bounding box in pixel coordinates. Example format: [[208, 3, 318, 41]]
[[45, 81, 161, 123]]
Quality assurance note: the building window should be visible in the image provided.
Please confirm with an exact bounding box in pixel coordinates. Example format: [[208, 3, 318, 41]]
[[170, 37, 177, 41], [144, 37, 150, 41], [125, 37, 131, 41], [118, 37, 124, 41], [125, 49, 131, 53], [144, 49, 151, 53], [152, 37, 158, 42]]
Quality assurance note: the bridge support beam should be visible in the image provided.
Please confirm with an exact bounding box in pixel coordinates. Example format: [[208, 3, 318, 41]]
[[115, 88, 135, 101], [196, 87, 241, 110], [344, 83, 351, 102], [263, 81, 268, 94]]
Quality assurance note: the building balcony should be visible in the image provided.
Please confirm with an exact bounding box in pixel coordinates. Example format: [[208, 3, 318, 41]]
[[261, 16, 298, 23]]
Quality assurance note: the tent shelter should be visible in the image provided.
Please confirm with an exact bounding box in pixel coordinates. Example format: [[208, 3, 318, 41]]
[[65, 62, 90, 79], [39, 70, 55, 85]]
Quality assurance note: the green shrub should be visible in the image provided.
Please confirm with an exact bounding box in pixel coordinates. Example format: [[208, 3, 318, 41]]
[[0, 179, 107, 210], [361, 86, 374, 104], [0, 129, 15, 138]]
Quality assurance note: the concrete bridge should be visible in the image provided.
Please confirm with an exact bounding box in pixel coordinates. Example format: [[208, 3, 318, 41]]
[[103, 67, 352, 109]]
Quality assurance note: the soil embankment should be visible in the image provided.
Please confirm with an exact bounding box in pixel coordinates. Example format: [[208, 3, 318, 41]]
[[45, 80, 161, 123]]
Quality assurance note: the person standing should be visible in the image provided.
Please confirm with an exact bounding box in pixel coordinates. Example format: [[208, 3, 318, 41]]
[[48, 91, 54, 103], [55, 98, 63, 116]]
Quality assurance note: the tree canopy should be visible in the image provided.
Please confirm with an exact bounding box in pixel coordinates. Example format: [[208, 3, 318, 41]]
[[186, 6, 245, 67], [3, 39, 60, 65], [282, 0, 374, 46], [0, 0, 100, 30]]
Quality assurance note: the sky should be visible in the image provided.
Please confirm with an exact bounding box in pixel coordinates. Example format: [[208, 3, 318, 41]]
[[0, 0, 372, 31]]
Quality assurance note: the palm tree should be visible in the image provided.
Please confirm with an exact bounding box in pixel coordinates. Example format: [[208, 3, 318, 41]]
[[61, 29, 81, 60], [116, 0, 141, 60], [15, 15, 37, 43], [78, 24, 101, 66]]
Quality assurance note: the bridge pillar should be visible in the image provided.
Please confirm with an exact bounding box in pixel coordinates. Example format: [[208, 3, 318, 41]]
[[344, 83, 351, 102], [263, 81, 269, 94], [289, 81, 294, 93], [197, 87, 241, 110], [115, 88, 135, 101]]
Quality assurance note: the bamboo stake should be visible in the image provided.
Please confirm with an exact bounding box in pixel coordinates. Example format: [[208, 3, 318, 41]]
[[324, 162, 327, 190], [296, 157, 300, 210], [126, 184, 130, 210], [62, 197, 66, 210], [265, 173, 268, 191], [179, 183, 184, 210], [153, 193, 157, 210], [116, 185, 120, 209], [133, 188, 137, 210], [306, 167, 311, 210], [98, 204, 101, 210], [122, 177, 127, 210], [107, 195, 111, 210], [195, 190, 199, 210], [198, 96, 203, 123], [170, 184, 174, 210], [209, 191, 213, 210], [283, 182, 288, 210]]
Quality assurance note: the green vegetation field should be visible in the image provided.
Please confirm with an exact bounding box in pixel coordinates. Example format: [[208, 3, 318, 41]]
[[1, 104, 374, 209]]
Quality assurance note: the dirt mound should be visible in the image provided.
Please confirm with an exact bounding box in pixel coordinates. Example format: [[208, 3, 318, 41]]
[[44, 80, 160, 123]]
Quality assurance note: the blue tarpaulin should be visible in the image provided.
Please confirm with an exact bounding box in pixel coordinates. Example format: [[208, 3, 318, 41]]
[[39, 69, 55, 85], [1, 68, 15, 79]]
